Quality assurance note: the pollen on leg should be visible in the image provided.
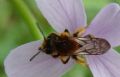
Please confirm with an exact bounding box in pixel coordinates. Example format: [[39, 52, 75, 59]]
[[73, 55, 88, 67], [59, 56, 70, 64], [60, 29, 70, 38], [73, 27, 86, 37]]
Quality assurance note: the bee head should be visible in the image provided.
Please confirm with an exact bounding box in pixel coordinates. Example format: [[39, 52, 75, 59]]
[[40, 33, 61, 54]]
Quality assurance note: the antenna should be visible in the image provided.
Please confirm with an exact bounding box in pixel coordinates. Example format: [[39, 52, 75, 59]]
[[30, 51, 41, 61], [37, 23, 46, 40], [29, 23, 46, 61], [30, 48, 44, 61]]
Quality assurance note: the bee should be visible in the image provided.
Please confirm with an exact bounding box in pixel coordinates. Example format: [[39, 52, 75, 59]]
[[30, 25, 111, 64]]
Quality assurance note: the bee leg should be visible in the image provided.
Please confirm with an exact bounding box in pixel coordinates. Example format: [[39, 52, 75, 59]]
[[73, 27, 86, 37], [60, 29, 70, 37], [52, 52, 59, 58], [59, 56, 70, 64], [64, 29, 70, 33], [72, 55, 88, 67]]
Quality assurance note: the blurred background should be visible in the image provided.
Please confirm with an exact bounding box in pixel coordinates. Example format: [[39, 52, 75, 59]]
[[0, 0, 120, 77]]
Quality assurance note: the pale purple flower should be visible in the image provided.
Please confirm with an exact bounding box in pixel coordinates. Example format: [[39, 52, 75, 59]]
[[4, 0, 120, 77]]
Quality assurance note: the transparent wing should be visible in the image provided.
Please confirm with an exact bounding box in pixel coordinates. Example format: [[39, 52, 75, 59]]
[[4, 41, 75, 77], [86, 3, 120, 47]]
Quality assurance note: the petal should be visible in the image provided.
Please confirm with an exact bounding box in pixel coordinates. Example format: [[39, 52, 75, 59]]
[[86, 3, 120, 47], [4, 41, 75, 77], [86, 49, 120, 77], [36, 0, 86, 33]]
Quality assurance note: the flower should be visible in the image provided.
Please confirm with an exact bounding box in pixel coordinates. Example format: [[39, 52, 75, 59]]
[[4, 0, 120, 77]]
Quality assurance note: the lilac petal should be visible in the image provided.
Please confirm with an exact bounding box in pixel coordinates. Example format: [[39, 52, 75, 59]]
[[86, 3, 120, 47], [36, 0, 86, 33], [4, 41, 75, 77], [86, 49, 120, 77]]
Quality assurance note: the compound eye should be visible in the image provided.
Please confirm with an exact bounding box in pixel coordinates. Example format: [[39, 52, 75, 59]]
[[47, 36, 51, 40], [45, 48, 52, 54]]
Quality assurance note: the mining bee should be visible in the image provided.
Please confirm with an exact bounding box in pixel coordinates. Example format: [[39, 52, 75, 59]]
[[30, 25, 111, 64]]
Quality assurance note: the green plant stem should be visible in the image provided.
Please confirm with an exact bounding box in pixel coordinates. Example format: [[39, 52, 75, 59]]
[[23, 0, 54, 35], [10, 0, 42, 40]]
